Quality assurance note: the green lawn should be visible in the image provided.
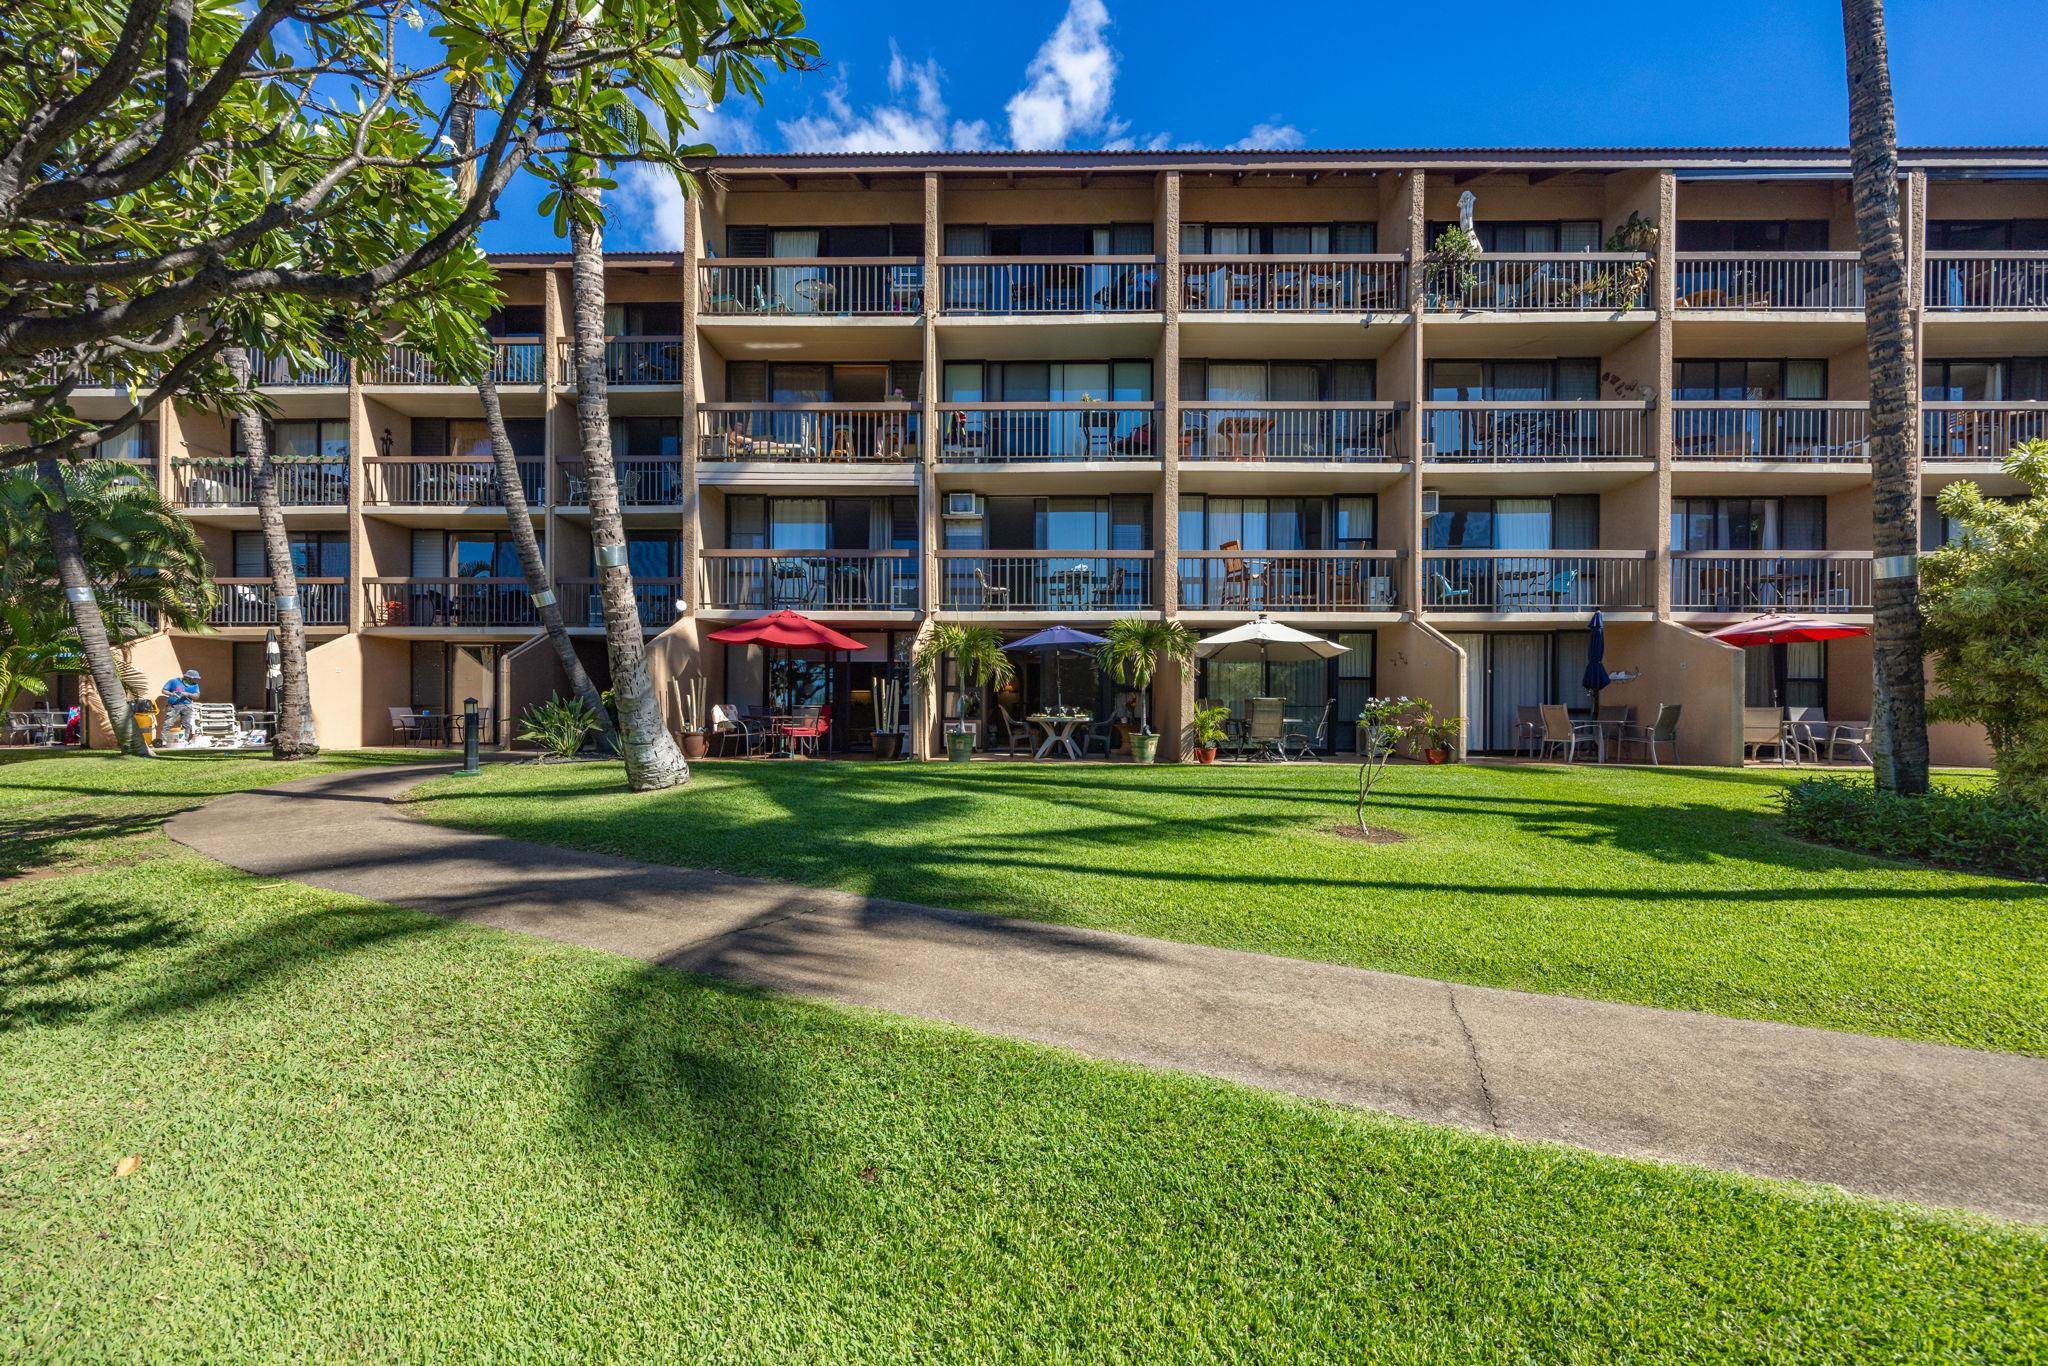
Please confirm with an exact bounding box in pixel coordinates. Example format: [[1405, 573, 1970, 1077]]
[[3, 754, 2044, 1358], [413, 759, 2048, 1057]]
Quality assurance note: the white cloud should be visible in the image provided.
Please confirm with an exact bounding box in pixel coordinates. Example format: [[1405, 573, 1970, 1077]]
[[616, 163, 689, 249], [778, 43, 990, 153], [1228, 122, 1307, 151], [1005, 0, 1118, 148]]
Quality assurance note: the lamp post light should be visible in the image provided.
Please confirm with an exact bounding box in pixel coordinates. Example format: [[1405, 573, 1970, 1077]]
[[460, 695, 481, 774]]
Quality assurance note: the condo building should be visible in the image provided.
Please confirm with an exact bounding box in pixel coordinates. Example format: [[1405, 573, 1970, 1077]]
[[54, 146, 2048, 762]]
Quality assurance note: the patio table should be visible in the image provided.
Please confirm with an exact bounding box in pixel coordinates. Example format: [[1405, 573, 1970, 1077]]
[[1027, 713, 1088, 760]]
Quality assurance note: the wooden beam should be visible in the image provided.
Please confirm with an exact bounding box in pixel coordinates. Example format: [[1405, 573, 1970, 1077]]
[[1231, 170, 1247, 186], [1452, 169, 1491, 186], [1524, 169, 1566, 186]]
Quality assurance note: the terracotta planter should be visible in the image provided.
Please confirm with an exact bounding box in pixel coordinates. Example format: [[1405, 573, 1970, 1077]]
[[1129, 732, 1160, 764], [680, 731, 709, 760], [1193, 746, 1217, 765], [1425, 747, 1451, 765]]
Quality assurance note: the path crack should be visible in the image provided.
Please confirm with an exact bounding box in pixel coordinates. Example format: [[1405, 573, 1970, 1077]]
[[1445, 984, 1504, 1134]]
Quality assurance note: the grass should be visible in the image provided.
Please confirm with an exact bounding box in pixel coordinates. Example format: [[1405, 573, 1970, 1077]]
[[3, 753, 2044, 1358], [411, 759, 2048, 1057]]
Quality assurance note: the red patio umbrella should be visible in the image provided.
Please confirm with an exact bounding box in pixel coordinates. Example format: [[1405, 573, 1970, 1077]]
[[1706, 613, 1870, 648], [706, 609, 864, 652]]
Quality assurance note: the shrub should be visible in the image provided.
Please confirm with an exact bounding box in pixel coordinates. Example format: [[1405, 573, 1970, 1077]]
[[1781, 776, 2048, 881], [517, 695, 601, 760]]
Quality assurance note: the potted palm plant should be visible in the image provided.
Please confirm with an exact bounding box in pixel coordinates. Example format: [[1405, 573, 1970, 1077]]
[[1190, 704, 1231, 764], [871, 674, 905, 760], [1098, 617, 1195, 764], [914, 623, 1013, 762]]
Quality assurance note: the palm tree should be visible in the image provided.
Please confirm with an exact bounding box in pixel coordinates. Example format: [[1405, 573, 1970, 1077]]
[[566, 184, 689, 791], [224, 348, 317, 757], [1098, 618, 1195, 739], [913, 623, 1014, 745], [0, 599, 81, 715], [1843, 0, 1931, 794]]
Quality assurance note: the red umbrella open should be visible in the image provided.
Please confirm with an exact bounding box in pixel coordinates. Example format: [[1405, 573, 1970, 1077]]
[[706, 610, 864, 652], [1706, 613, 1870, 648]]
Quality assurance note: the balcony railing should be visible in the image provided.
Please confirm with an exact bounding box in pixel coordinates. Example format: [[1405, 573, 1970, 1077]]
[[208, 578, 348, 627], [1422, 402, 1652, 462], [699, 260, 925, 316], [937, 551, 1154, 612], [364, 577, 539, 628], [553, 457, 684, 505], [1672, 402, 1870, 462], [936, 402, 1161, 462], [1179, 551, 1402, 611], [1179, 256, 1407, 312], [555, 577, 685, 629], [941, 258, 1158, 314], [368, 339, 546, 386], [1179, 403, 1401, 462], [555, 336, 685, 386], [700, 551, 918, 613], [1924, 252, 2048, 311], [1425, 254, 1652, 312], [249, 348, 350, 386], [1673, 253, 1864, 310], [699, 404, 920, 462], [172, 459, 350, 506], [1672, 552, 1873, 613], [1922, 401, 2048, 462], [1422, 552, 1652, 611], [363, 457, 544, 506]]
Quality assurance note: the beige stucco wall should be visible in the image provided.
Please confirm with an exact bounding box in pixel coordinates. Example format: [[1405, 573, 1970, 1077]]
[[1595, 620, 1744, 765]]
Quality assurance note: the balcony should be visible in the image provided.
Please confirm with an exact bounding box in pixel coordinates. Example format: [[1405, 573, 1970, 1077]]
[[555, 336, 684, 386], [935, 403, 1161, 463], [249, 348, 349, 387], [938, 551, 1154, 612], [1179, 551, 1402, 611], [1673, 402, 1870, 463], [941, 258, 1158, 314], [700, 551, 918, 613], [1179, 404, 1402, 462], [1922, 402, 2048, 462], [1424, 255, 1652, 312], [1421, 552, 1652, 612], [698, 404, 920, 462], [1422, 403, 1652, 462], [364, 578, 538, 628], [368, 339, 546, 386], [208, 578, 348, 627], [1673, 254, 1863, 311], [699, 260, 924, 316], [364, 457, 544, 507], [553, 458, 684, 506], [1924, 253, 2048, 311], [556, 577, 684, 630], [172, 459, 349, 507], [1672, 552, 1873, 613], [1179, 257, 1406, 313]]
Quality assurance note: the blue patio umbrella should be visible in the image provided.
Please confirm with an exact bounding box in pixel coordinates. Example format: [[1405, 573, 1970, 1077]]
[[1582, 610, 1612, 711], [1003, 624, 1107, 712]]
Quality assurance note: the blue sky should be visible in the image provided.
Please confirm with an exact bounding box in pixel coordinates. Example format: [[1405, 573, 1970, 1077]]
[[481, 0, 2048, 254]]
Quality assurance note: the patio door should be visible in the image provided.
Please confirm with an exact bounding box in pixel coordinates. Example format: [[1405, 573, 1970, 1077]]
[[1449, 631, 1552, 752]]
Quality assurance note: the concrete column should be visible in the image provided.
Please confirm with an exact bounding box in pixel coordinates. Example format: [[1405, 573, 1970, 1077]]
[[1396, 169, 1427, 617], [345, 371, 369, 632], [1157, 170, 1182, 623], [541, 265, 568, 584], [1649, 168, 1678, 617], [681, 202, 704, 618]]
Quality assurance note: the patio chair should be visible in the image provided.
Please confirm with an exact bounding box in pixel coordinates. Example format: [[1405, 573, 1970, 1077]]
[[1512, 704, 1544, 756], [1280, 699, 1336, 760], [974, 567, 1011, 610], [1743, 707, 1791, 763], [1784, 706, 1830, 763], [389, 706, 425, 746], [1617, 703, 1682, 765], [994, 705, 1032, 757], [1244, 697, 1288, 761], [710, 703, 761, 757], [1218, 539, 1265, 608], [190, 703, 244, 749], [1825, 719, 1873, 763], [1429, 570, 1474, 606], [1537, 704, 1600, 763], [769, 558, 814, 609]]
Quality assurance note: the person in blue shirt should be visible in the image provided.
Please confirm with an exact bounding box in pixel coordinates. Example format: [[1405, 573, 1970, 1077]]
[[160, 669, 201, 743]]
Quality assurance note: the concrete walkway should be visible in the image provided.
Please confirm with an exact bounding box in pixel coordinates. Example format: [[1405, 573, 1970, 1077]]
[[167, 764, 2048, 1223]]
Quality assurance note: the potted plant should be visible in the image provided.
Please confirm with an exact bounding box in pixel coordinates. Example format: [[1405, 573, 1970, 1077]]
[[1098, 617, 1195, 764], [673, 676, 709, 760], [1421, 713, 1463, 764], [1190, 704, 1230, 764], [871, 675, 905, 760], [914, 623, 1013, 762], [1425, 224, 1482, 308]]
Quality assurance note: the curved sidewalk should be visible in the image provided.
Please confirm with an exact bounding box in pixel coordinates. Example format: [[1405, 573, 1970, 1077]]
[[168, 764, 2048, 1223]]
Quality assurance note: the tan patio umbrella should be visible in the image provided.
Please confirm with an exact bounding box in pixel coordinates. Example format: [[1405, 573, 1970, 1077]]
[[1193, 614, 1348, 665]]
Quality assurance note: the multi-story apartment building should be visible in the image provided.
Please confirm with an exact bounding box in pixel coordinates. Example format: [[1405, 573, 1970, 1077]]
[[62, 146, 2048, 762]]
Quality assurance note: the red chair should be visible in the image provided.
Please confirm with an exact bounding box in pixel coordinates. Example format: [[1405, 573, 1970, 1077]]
[[778, 705, 831, 758]]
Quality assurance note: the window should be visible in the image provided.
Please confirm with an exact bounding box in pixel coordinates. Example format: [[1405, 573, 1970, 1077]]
[[1426, 496, 1598, 550], [1922, 357, 2048, 402], [610, 417, 682, 457], [724, 496, 918, 551], [727, 224, 922, 258], [1428, 358, 1599, 401], [1671, 497, 1827, 551], [485, 305, 545, 336], [232, 531, 348, 578], [1427, 220, 1601, 252], [599, 302, 682, 336], [941, 360, 1152, 402], [1676, 220, 1830, 251], [412, 417, 541, 460], [233, 419, 348, 460], [1746, 642, 1826, 709], [1927, 220, 2048, 250], [595, 534, 678, 578], [92, 425, 156, 463], [1674, 359, 1827, 400], [1177, 495, 1376, 551], [1180, 222, 1375, 254], [944, 223, 1153, 256], [1180, 359, 1375, 402]]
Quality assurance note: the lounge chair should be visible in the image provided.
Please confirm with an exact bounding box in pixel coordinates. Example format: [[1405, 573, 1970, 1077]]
[[190, 702, 245, 749], [1618, 703, 1682, 764], [1537, 704, 1599, 763]]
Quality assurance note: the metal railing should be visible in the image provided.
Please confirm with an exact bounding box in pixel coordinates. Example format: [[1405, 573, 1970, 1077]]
[[700, 551, 918, 612], [249, 348, 350, 386], [364, 577, 539, 628], [1421, 552, 1652, 611], [172, 459, 349, 506], [208, 577, 347, 627], [1179, 403, 1401, 461], [698, 404, 921, 462], [363, 457, 544, 506], [553, 458, 685, 505], [554, 336, 685, 385], [1424, 254, 1652, 311], [699, 259, 925, 316], [941, 257, 1159, 314], [1921, 401, 2048, 462], [1672, 402, 1871, 462], [555, 577, 685, 629], [1672, 253, 1864, 310], [1672, 552, 1873, 613], [936, 551, 1155, 611], [368, 339, 545, 386], [935, 402, 1161, 462], [1179, 551, 1402, 610], [1422, 402, 1652, 462], [1179, 256, 1407, 312], [1923, 252, 2048, 310]]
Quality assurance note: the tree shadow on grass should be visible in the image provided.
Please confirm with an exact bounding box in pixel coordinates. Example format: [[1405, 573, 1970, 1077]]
[[0, 880, 194, 1032]]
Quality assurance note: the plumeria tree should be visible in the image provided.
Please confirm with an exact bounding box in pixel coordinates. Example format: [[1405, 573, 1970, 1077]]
[[1354, 695, 1426, 835]]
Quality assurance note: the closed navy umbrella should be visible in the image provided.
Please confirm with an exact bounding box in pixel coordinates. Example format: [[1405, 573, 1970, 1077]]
[[1582, 610, 1612, 714]]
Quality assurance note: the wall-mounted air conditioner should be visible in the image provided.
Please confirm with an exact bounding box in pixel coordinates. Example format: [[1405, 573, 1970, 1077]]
[[943, 492, 985, 520], [1421, 489, 1440, 517]]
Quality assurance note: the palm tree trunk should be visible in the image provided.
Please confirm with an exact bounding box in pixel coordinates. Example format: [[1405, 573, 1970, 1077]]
[[224, 348, 318, 757], [1843, 0, 1930, 794], [37, 458, 149, 755], [477, 369, 613, 739], [568, 187, 688, 790]]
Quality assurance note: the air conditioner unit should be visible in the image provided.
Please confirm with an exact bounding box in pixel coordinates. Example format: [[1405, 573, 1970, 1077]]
[[943, 492, 985, 520], [1421, 489, 1441, 517]]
